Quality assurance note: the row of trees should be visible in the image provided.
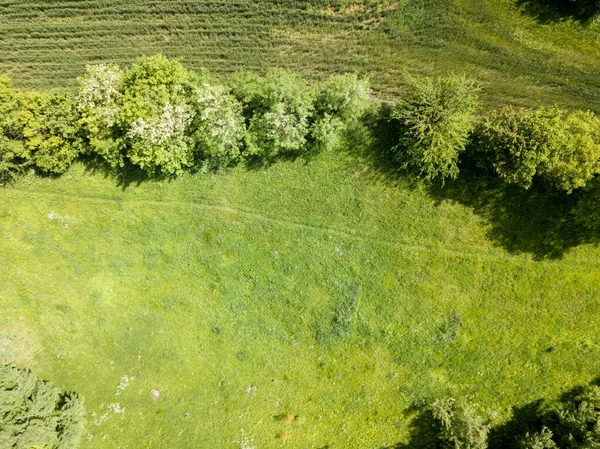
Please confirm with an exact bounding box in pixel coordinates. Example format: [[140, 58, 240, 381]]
[[427, 380, 600, 449], [390, 73, 600, 194], [2, 54, 600, 230], [0, 54, 370, 182]]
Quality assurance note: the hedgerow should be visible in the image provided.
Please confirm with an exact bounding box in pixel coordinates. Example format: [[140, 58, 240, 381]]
[[2, 55, 600, 207], [0, 56, 373, 181]]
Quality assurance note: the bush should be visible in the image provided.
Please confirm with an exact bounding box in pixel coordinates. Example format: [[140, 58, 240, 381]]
[[232, 70, 314, 159], [474, 106, 600, 193], [391, 73, 480, 181], [431, 398, 489, 449], [19, 90, 82, 174], [0, 365, 86, 449], [554, 385, 600, 448], [119, 54, 195, 176], [191, 82, 246, 168], [520, 427, 558, 449], [311, 73, 370, 151], [76, 63, 123, 167], [0, 76, 28, 184]]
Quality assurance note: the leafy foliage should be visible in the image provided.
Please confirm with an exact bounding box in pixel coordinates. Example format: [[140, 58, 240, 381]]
[[0, 365, 85, 449], [19, 90, 82, 174], [311, 73, 370, 151], [391, 73, 480, 181], [431, 398, 489, 449], [191, 82, 246, 168], [0, 76, 28, 184], [554, 385, 600, 448], [120, 54, 195, 176], [233, 70, 314, 159], [474, 106, 600, 192], [76, 63, 123, 166], [521, 427, 558, 449]]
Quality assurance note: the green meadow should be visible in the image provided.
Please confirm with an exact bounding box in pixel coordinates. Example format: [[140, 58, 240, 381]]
[[2, 147, 600, 448], [2, 0, 600, 448]]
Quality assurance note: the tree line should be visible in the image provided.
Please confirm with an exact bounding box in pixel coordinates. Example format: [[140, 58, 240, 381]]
[[0, 54, 370, 182], [2, 54, 600, 230]]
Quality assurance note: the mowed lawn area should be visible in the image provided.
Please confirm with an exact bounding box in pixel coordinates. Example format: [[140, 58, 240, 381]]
[[2, 147, 600, 448]]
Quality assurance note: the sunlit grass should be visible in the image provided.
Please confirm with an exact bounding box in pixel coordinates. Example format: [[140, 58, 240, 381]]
[[2, 148, 600, 447]]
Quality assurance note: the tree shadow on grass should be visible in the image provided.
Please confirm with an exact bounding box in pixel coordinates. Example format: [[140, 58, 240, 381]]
[[515, 0, 599, 24], [380, 405, 442, 449], [383, 382, 600, 449], [426, 162, 600, 259], [346, 103, 600, 259], [342, 102, 422, 189], [80, 155, 160, 190], [488, 400, 550, 449], [345, 105, 598, 260]]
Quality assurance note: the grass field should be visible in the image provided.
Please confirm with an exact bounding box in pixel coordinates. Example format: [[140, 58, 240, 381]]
[[2, 142, 600, 448], [1, 0, 600, 110], [2, 0, 600, 448]]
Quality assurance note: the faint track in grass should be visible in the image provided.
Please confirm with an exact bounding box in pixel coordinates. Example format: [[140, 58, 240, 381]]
[[3, 187, 596, 266]]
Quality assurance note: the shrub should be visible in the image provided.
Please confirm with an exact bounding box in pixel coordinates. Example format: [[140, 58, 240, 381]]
[[19, 90, 82, 174], [474, 106, 600, 193], [232, 70, 314, 159], [76, 63, 123, 167], [120, 54, 195, 176], [520, 427, 558, 449], [431, 398, 489, 449], [391, 73, 480, 181], [554, 385, 600, 448], [0, 76, 29, 183], [311, 73, 370, 151], [191, 82, 246, 168], [0, 365, 86, 449]]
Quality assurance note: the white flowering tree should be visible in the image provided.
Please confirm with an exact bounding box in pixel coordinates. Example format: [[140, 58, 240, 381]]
[[191, 83, 246, 168], [120, 54, 195, 176], [76, 63, 123, 167]]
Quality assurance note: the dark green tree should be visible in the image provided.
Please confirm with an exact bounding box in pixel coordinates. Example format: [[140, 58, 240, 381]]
[[391, 73, 480, 181], [0, 365, 86, 449], [431, 398, 489, 449]]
